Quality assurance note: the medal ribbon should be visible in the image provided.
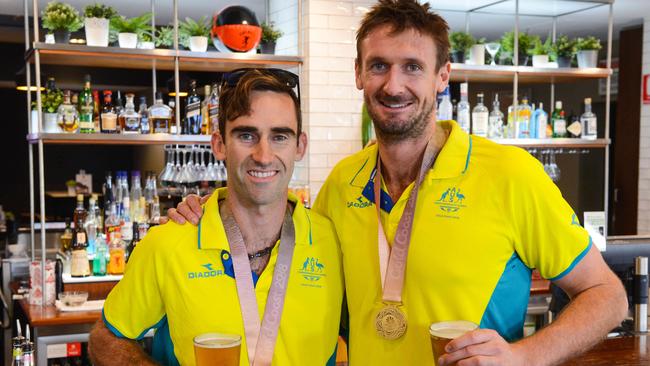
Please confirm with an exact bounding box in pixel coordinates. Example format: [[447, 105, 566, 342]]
[[222, 203, 295, 366], [374, 130, 445, 303]]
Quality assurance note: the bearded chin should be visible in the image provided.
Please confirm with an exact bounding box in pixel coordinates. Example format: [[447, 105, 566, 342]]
[[366, 98, 435, 144]]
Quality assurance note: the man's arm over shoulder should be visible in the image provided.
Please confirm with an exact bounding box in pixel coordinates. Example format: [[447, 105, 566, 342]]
[[89, 321, 157, 365]]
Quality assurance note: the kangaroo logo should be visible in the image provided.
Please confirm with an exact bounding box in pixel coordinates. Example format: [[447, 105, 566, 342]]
[[435, 187, 467, 218], [298, 256, 326, 286]]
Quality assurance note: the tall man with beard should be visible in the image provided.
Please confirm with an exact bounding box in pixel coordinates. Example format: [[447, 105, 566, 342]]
[[167, 1, 627, 365]]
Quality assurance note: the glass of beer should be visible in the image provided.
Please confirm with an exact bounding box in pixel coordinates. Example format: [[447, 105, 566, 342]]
[[193, 333, 242, 366], [429, 320, 478, 364]]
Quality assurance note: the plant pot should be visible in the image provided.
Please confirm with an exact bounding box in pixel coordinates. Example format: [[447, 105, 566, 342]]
[[516, 52, 529, 66], [189, 36, 208, 52], [557, 55, 573, 68], [137, 41, 155, 50], [532, 55, 549, 68], [577, 50, 598, 68], [53, 30, 70, 44], [84, 17, 109, 47], [118, 32, 138, 48], [42, 112, 61, 133], [450, 50, 465, 63], [260, 41, 277, 54], [467, 44, 485, 65]]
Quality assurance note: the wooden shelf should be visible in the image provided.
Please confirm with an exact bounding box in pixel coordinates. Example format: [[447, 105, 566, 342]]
[[27, 132, 211, 145], [450, 63, 612, 83], [493, 138, 610, 148], [26, 43, 302, 72]]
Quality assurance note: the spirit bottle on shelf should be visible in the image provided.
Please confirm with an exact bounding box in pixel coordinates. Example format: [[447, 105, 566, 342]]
[[551, 101, 567, 138], [436, 85, 453, 121], [138, 96, 150, 134], [150, 92, 172, 134], [120, 93, 141, 134], [471, 92, 489, 137], [57, 90, 79, 133], [201, 84, 211, 135], [581, 97, 597, 140], [516, 97, 532, 139], [115, 90, 124, 132], [532, 102, 548, 139], [101, 90, 118, 134], [457, 83, 470, 133], [185, 80, 202, 135], [208, 82, 220, 134], [567, 112, 582, 138], [488, 93, 504, 139], [70, 214, 90, 277], [78, 74, 94, 133], [169, 100, 177, 134], [92, 90, 100, 133]]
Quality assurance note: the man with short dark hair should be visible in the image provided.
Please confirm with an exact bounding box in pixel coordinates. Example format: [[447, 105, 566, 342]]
[[89, 69, 344, 366], [168, 1, 628, 365]]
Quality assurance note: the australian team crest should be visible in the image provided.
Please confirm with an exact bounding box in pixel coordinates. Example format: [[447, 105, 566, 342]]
[[298, 257, 326, 288], [434, 187, 466, 218]]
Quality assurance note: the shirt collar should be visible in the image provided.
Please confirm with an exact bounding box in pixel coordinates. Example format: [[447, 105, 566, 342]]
[[198, 187, 310, 250]]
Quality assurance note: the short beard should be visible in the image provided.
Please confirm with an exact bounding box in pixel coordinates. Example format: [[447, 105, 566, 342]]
[[367, 97, 435, 145]]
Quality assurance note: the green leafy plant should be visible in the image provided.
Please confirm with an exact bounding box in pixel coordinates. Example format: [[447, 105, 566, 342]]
[[110, 13, 152, 34], [551, 35, 577, 58], [83, 3, 116, 19], [41, 2, 83, 32], [32, 89, 64, 113], [575, 36, 602, 51], [449, 31, 475, 52], [261, 21, 283, 43], [500, 31, 535, 56], [179, 17, 211, 48], [530, 36, 552, 56], [138, 26, 155, 42], [155, 26, 174, 48]]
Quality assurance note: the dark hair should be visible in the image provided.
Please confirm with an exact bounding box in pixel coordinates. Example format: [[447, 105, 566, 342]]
[[356, 0, 450, 71], [218, 69, 302, 142]]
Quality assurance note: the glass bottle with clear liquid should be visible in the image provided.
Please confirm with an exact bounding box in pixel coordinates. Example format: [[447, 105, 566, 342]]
[[57, 90, 79, 133], [436, 85, 453, 121], [488, 93, 504, 139], [471, 92, 489, 137], [580, 98, 597, 140], [120, 93, 141, 134], [457, 83, 470, 133]]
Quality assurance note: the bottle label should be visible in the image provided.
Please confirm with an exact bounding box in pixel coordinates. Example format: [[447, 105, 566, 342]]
[[76, 232, 87, 245], [108, 248, 126, 274], [553, 119, 566, 134], [538, 115, 548, 139], [102, 113, 117, 131], [121, 222, 133, 241], [125, 116, 140, 131], [583, 117, 597, 136], [71, 249, 90, 276], [106, 225, 121, 244], [187, 101, 200, 118], [472, 113, 489, 137]]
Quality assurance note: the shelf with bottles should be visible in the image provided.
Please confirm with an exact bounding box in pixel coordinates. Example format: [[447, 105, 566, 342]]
[[26, 43, 302, 72], [449, 63, 612, 84], [27, 132, 211, 145], [493, 138, 610, 149]]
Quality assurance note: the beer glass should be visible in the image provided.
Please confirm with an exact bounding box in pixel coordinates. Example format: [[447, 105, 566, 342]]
[[429, 320, 478, 364], [193, 333, 242, 366]]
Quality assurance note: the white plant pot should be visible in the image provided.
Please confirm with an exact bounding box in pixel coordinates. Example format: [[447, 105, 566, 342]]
[[577, 50, 598, 68], [42, 112, 61, 133], [137, 41, 155, 49], [31, 109, 39, 133], [84, 17, 109, 47], [118, 33, 138, 48], [532, 55, 549, 68], [467, 44, 485, 65], [189, 36, 208, 52]]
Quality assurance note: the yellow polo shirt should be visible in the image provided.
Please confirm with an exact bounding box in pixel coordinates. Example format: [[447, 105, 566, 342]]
[[103, 188, 344, 366], [313, 120, 590, 365]]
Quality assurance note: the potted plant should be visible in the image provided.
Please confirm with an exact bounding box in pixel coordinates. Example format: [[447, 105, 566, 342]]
[[41, 1, 83, 44], [500, 31, 534, 66], [179, 17, 211, 52], [83, 3, 116, 47], [575, 36, 601, 68], [110, 13, 152, 48], [260, 21, 283, 54], [531, 36, 552, 67], [468, 37, 486, 65], [155, 26, 174, 49], [551, 35, 577, 68], [33, 88, 64, 132], [137, 26, 155, 49], [449, 31, 474, 63]]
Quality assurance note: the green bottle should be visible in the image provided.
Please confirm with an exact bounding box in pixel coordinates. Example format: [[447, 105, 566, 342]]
[[551, 101, 567, 138], [79, 74, 94, 133]]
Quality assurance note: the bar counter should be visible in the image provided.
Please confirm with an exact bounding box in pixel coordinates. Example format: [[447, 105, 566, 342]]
[[18, 299, 101, 327], [560, 335, 650, 365]]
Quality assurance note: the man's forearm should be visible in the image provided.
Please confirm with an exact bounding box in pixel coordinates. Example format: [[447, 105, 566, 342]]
[[514, 281, 627, 366], [89, 321, 158, 366]]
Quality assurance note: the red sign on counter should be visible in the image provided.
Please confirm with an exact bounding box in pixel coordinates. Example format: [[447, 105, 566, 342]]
[[67, 342, 82, 357]]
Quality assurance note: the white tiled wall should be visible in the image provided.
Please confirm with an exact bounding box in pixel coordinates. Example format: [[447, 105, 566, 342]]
[[640, 19, 650, 233], [302, 0, 371, 200]]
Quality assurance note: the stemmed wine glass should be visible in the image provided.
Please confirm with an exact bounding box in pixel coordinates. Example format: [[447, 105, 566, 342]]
[[485, 42, 500, 66]]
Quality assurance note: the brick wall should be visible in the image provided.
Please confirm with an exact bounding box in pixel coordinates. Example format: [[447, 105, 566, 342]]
[[639, 19, 650, 233]]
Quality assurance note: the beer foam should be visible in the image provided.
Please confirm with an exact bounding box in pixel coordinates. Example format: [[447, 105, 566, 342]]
[[194, 333, 242, 348], [430, 327, 469, 339], [429, 321, 478, 339]]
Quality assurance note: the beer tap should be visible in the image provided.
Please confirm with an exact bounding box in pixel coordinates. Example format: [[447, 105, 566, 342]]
[[634, 256, 648, 333]]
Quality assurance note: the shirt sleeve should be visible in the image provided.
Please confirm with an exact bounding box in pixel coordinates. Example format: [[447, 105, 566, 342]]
[[102, 225, 167, 339], [312, 174, 334, 219], [507, 149, 591, 280]]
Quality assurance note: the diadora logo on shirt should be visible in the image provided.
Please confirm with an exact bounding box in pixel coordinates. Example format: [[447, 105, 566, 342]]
[[347, 196, 372, 209], [297, 257, 326, 288], [434, 187, 467, 219], [187, 263, 224, 279]]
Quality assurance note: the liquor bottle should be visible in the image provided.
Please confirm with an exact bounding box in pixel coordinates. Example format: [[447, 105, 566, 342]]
[[532, 102, 548, 139], [436, 86, 453, 121], [130, 171, 142, 219], [93, 235, 107, 276], [567, 112, 582, 138], [92, 90, 100, 133], [516, 97, 532, 139], [73, 194, 86, 228], [487, 93, 504, 139], [149, 196, 161, 227], [57, 90, 79, 133], [119, 93, 140, 134], [126, 222, 139, 262], [551, 101, 567, 138], [71, 93, 79, 113], [201, 84, 211, 135], [120, 197, 133, 252], [21, 339, 34, 366], [78, 74, 94, 133], [149, 92, 172, 134], [186, 80, 202, 135], [208, 82, 220, 134], [471, 92, 489, 137], [137, 196, 149, 239], [107, 225, 126, 275], [60, 217, 73, 254], [457, 83, 470, 133], [114, 90, 124, 132], [104, 203, 121, 245], [11, 335, 25, 366], [138, 96, 150, 134], [581, 97, 597, 140], [85, 196, 98, 256], [101, 90, 118, 133], [70, 214, 90, 277]]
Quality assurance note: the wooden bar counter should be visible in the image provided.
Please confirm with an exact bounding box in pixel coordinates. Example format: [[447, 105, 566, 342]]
[[560, 335, 650, 365], [18, 299, 101, 327]]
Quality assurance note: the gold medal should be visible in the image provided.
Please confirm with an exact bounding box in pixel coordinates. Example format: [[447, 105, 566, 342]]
[[375, 304, 407, 340]]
